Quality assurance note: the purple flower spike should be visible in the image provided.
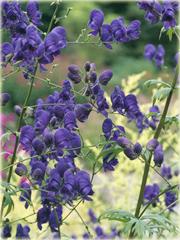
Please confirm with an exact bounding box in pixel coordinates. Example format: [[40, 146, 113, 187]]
[[99, 69, 113, 86]]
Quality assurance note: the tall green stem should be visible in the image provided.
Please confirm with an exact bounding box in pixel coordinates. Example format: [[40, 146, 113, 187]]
[[129, 67, 178, 238]]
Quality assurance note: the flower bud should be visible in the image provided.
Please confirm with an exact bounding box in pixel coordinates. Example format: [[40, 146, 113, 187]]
[[124, 147, 137, 160], [68, 64, 80, 74], [146, 138, 159, 151], [1, 93, 10, 106], [117, 137, 131, 148], [99, 70, 113, 86], [15, 163, 28, 176], [84, 61, 91, 72], [133, 142, 142, 155], [67, 72, 81, 84], [89, 71, 97, 83], [14, 105, 22, 116], [153, 144, 164, 167]]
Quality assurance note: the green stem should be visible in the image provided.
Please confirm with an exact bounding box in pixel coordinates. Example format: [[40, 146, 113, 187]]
[[47, 3, 59, 34], [129, 67, 178, 238], [1, 65, 38, 218]]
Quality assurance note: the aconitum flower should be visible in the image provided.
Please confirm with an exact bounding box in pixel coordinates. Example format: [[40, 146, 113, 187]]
[[26, 1, 42, 26], [16, 224, 30, 238], [149, 105, 160, 130], [99, 70, 113, 86], [49, 206, 62, 232], [15, 163, 28, 177], [144, 183, 160, 206], [153, 144, 164, 166], [144, 44, 165, 68], [75, 103, 92, 122], [100, 24, 113, 49], [2, 224, 11, 238], [20, 125, 35, 151], [1, 42, 14, 63], [88, 208, 97, 223], [88, 9, 104, 36], [19, 182, 31, 209], [1, 93, 10, 106], [146, 138, 159, 151], [161, 165, 172, 179], [37, 206, 51, 230], [67, 64, 81, 84], [102, 118, 113, 140], [165, 191, 177, 211]]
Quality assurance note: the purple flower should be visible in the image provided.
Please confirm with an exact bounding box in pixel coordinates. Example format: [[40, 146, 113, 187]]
[[32, 138, 45, 154], [124, 147, 137, 160], [102, 144, 119, 171], [14, 105, 22, 116], [88, 208, 97, 223], [67, 64, 81, 83], [146, 138, 159, 151], [111, 17, 126, 42], [1, 92, 10, 106], [153, 144, 164, 167], [100, 24, 113, 49], [96, 89, 109, 116], [133, 142, 142, 155], [102, 118, 113, 139], [49, 206, 62, 232], [19, 182, 31, 209], [165, 191, 177, 211], [88, 9, 104, 36], [149, 105, 160, 130], [1, 42, 14, 62], [161, 165, 172, 179], [37, 206, 51, 230], [2, 224, 11, 238], [15, 163, 28, 177], [144, 183, 160, 206], [95, 226, 105, 238], [116, 136, 131, 148], [154, 44, 165, 68], [64, 111, 77, 130], [111, 86, 125, 114], [127, 20, 141, 40], [34, 110, 50, 133], [144, 44, 156, 60], [99, 69, 113, 86], [16, 224, 30, 238], [31, 161, 46, 182], [75, 103, 92, 122], [26, 1, 42, 26], [20, 125, 35, 151], [68, 64, 80, 74]]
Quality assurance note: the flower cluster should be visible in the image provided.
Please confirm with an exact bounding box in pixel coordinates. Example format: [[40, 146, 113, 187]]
[[138, 1, 179, 29], [2, 223, 30, 239], [144, 184, 177, 211], [1, 1, 67, 78], [144, 44, 165, 68], [18, 77, 94, 233], [71, 208, 120, 239], [88, 9, 141, 49]]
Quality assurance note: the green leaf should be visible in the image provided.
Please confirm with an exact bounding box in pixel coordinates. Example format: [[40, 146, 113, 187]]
[[134, 220, 146, 239], [99, 209, 134, 223], [144, 79, 171, 88], [159, 27, 166, 40], [167, 28, 175, 41], [153, 87, 171, 103]]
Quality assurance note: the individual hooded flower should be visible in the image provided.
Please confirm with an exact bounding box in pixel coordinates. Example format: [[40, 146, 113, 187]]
[[161, 1, 178, 29], [146, 138, 159, 151], [96, 89, 109, 117], [32, 138, 45, 154], [144, 183, 160, 206], [19, 182, 31, 209], [102, 144, 119, 171], [75, 103, 92, 122], [116, 136, 131, 148], [67, 64, 81, 84], [43, 129, 54, 147], [100, 24, 113, 49], [49, 206, 62, 232], [1, 42, 14, 63], [16, 224, 30, 238], [31, 161, 46, 182], [99, 69, 113, 86], [88, 9, 104, 36], [1, 93, 10, 106], [20, 125, 35, 151], [165, 191, 177, 211], [153, 143, 164, 167], [63, 169, 75, 195], [148, 105, 160, 130], [111, 86, 125, 114], [75, 170, 94, 199], [26, 1, 42, 26], [2, 223, 11, 238], [111, 17, 126, 42], [34, 110, 50, 133], [161, 165, 172, 179], [154, 44, 165, 68], [83, 233, 90, 239], [37, 206, 51, 230], [102, 118, 113, 140], [95, 226, 106, 238], [123, 147, 138, 160], [64, 111, 77, 130], [133, 142, 142, 155], [15, 163, 28, 177], [144, 44, 156, 60], [88, 208, 97, 223], [127, 20, 141, 40]]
